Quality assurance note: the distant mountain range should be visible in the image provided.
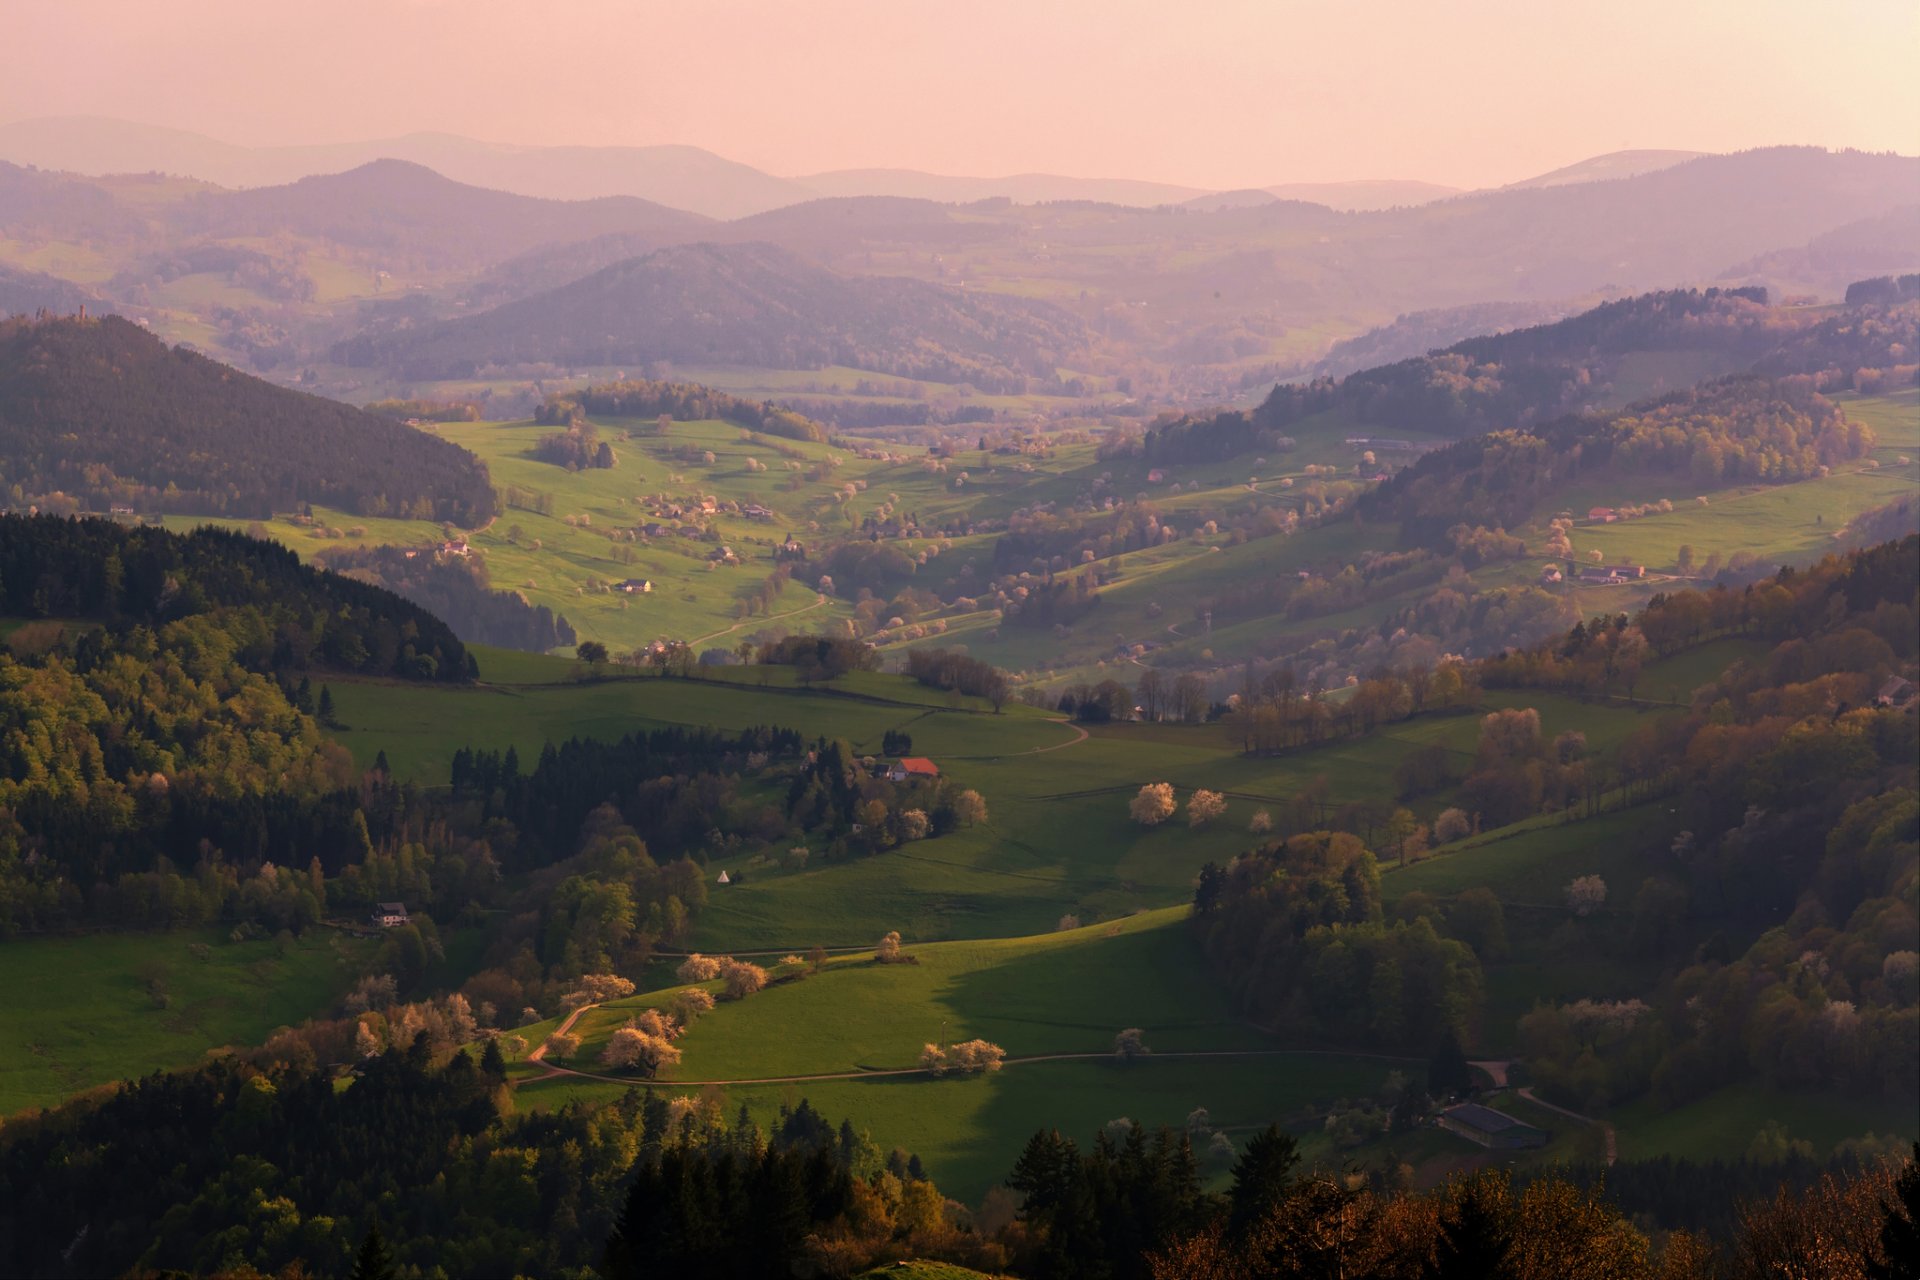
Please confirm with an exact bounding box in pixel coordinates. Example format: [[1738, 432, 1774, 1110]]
[[0, 115, 1697, 219]]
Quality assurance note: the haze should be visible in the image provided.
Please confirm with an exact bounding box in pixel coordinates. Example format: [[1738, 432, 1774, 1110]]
[[8, 0, 1917, 189]]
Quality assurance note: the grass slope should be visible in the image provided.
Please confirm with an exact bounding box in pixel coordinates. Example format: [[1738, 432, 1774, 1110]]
[[0, 929, 373, 1114]]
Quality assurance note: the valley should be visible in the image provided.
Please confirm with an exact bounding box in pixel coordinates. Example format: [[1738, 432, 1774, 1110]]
[[0, 60, 1914, 1275]]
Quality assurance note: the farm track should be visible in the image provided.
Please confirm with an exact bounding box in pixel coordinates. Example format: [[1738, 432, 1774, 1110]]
[[528, 1041, 1418, 1090], [1518, 1086, 1617, 1165]]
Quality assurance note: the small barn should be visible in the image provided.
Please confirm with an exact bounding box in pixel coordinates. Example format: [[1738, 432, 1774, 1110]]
[[1439, 1102, 1548, 1150]]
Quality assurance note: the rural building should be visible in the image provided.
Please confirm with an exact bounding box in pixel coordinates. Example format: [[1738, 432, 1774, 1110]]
[[699, 496, 718, 514], [716, 870, 731, 885], [439, 538, 470, 557], [743, 503, 773, 521], [617, 578, 653, 594], [1877, 676, 1916, 708], [1587, 507, 1618, 523], [887, 757, 940, 782], [1147, 469, 1167, 483], [1439, 1102, 1547, 1150], [1539, 565, 1564, 585], [371, 902, 410, 929]]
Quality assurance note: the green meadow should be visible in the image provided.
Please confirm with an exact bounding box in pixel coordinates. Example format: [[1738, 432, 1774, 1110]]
[[0, 928, 375, 1115], [509, 909, 1417, 1201]]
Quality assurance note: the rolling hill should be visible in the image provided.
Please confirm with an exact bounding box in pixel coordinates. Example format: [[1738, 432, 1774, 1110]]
[[170, 159, 712, 270], [333, 240, 1095, 390]]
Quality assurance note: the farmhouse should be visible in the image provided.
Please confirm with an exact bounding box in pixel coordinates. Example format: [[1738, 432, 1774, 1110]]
[[1438, 1102, 1547, 1150], [439, 538, 470, 557], [1539, 565, 1564, 585], [371, 902, 410, 929], [1587, 507, 1618, 523], [1878, 676, 1916, 708], [617, 578, 653, 594], [887, 757, 940, 783]]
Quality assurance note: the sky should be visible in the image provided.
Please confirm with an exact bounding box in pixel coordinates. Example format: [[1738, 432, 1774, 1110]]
[[6, 0, 1916, 189]]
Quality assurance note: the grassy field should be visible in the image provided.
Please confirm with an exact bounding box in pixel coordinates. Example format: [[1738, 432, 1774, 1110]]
[[0, 928, 375, 1115]]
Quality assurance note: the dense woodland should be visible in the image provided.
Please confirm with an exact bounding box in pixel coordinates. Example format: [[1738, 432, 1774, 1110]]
[[315, 544, 577, 653], [0, 316, 496, 522], [0, 518, 476, 932]]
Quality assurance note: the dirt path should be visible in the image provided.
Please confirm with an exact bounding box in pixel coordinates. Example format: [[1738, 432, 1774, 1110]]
[[688, 593, 830, 647], [1015, 719, 1090, 754], [526, 1002, 594, 1071], [1518, 1085, 1617, 1165], [1469, 1059, 1511, 1087], [527, 1046, 1411, 1090]]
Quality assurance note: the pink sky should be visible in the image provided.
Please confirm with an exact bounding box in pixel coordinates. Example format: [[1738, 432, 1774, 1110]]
[[8, 0, 1916, 189]]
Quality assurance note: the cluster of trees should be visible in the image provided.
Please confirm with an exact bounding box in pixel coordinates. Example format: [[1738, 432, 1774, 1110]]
[[537, 378, 828, 443], [904, 646, 1012, 709], [450, 725, 805, 868], [1843, 274, 1920, 305], [0, 315, 495, 522], [317, 543, 576, 653], [1229, 659, 1478, 754], [756, 634, 882, 683], [784, 738, 985, 855], [1192, 833, 1483, 1051], [531, 419, 617, 470], [364, 396, 483, 422]]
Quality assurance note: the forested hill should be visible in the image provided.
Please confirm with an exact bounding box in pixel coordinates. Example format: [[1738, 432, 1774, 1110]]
[[1140, 287, 1918, 463], [0, 314, 496, 522], [332, 241, 1093, 393], [1358, 375, 1875, 541], [0, 515, 475, 683]]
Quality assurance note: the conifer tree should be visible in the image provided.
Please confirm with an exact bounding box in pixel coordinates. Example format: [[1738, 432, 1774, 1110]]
[[348, 1223, 396, 1280]]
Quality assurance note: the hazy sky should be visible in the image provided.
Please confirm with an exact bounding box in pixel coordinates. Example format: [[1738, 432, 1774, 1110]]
[[7, 0, 1916, 188]]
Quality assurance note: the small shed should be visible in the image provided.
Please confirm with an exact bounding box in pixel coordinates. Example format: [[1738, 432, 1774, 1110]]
[[716, 870, 731, 885]]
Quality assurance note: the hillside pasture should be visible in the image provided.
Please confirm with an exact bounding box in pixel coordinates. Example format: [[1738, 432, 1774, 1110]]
[[0, 929, 374, 1115]]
